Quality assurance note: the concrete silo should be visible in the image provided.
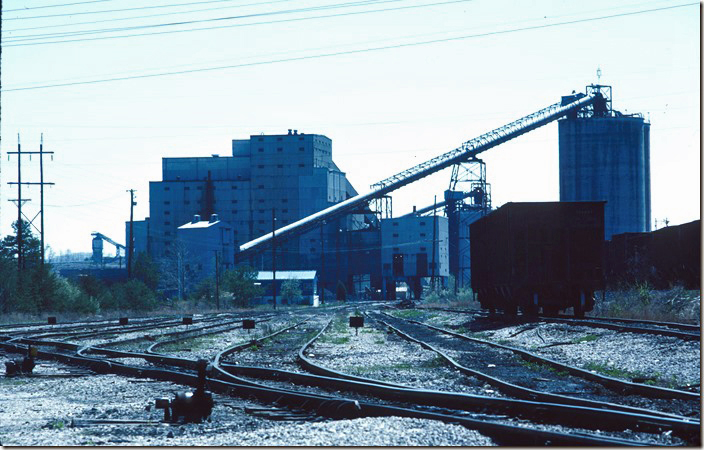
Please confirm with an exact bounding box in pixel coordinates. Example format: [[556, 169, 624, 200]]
[[559, 85, 651, 240]]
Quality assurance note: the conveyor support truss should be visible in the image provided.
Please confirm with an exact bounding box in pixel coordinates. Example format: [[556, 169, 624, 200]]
[[237, 91, 599, 258]]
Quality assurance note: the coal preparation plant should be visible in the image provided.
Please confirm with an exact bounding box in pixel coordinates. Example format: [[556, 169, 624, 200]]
[[126, 84, 697, 305], [4, 85, 700, 448]]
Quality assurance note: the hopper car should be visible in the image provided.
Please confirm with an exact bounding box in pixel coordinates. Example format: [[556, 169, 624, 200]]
[[470, 202, 605, 317]]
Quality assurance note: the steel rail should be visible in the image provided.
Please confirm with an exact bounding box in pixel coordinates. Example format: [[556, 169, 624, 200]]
[[211, 317, 319, 387], [17, 313, 236, 341], [574, 315, 701, 331], [107, 314, 275, 351], [25, 317, 189, 341], [387, 312, 700, 401], [0, 315, 177, 337], [0, 339, 650, 446], [540, 316, 700, 340], [4, 309, 696, 444], [0, 332, 696, 446], [416, 306, 700, 340], [297, 316, 410, 388], [218, 312, 699, 440], [372, 312, 700, 425], [237, 92, 598, 258], [0, 314, 176, 332], [220, 363, 697, 440], [145, 316, 277, 354]]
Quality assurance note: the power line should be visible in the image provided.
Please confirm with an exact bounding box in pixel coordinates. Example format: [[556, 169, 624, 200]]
[[4, 0, 118, 13], [4, 2, 696, 92], [2, 0, 296, 33], [2, 0, 297, 20], [4, 0, 413, 44]]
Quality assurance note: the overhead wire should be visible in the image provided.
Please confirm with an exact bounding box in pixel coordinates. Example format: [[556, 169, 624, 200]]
[[4, 2, 697, 92], [3, 0, 121, 13], [2, 0, 301, 20], [3, 0, 439, 44], [5, 0, 688, 88], [2, 0, 297, 33]]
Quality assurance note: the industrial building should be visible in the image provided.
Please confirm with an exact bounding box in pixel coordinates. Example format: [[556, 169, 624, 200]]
[[126, 85, 650, 301], [176, 214, 235, 283], [380, 215, 449, 299], [559, 85, 651, 239], [131, 129, 449, 300]]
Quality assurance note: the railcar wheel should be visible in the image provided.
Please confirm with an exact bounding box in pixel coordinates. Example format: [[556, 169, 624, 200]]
[[573, 290, 587, 318]]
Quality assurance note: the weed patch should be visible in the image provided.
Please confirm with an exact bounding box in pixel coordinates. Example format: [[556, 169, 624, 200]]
[[520, 359, 568, 377], [594, 286, 700, 324], [583, 362, 648, 381], [571, 334, 599, 344]]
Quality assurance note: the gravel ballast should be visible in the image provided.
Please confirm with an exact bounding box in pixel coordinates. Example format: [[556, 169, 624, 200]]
[[482, 322, 701, 387], [0, 361, 494, 446], [308, 314, 493, 396]]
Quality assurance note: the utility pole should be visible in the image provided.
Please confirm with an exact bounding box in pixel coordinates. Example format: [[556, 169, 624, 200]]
[[214, 251, 220, 310], [39, 135, 46, 264], [8, 134, 54, 270], [15, 134, 22, 272], [336, 220, 340, 297], [127, 189, 136, 278], [431, 195, 437, 291], [271, 208, 276, 310], [320, 222, 325, 305]]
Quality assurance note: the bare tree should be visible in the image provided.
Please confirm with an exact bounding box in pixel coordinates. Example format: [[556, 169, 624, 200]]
[[159, 239, 196, 301]]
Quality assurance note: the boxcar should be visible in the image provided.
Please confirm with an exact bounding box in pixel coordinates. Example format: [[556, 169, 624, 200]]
[[470, 202, 605, 317], [606, 220, 700, 290]]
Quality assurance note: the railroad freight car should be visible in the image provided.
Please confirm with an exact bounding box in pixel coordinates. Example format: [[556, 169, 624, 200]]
[[605, 220, 700, 290], [470, 202, 605, 317]]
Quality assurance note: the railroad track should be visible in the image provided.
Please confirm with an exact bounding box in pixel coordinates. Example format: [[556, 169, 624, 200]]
[[214, 310, 699, 444], [1, 307, 699, 445], [417, 306, 701, 340], [0, 315, 177, 338], [2, 313, 238, 344], [540, 316, 700, 341], [374, 311, 699, 416]]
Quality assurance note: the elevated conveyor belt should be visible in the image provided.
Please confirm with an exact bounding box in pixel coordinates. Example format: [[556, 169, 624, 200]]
[[237, 91, 599, 259]]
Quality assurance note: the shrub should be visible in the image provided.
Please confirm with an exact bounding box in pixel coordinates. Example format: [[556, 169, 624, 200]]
[[110, 280, 157, 311], [222, 266, 263, 308], [281, 279, 302, 304]]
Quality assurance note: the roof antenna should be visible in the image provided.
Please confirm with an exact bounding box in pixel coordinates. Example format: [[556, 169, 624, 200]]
[[596, 67, 602, 84]]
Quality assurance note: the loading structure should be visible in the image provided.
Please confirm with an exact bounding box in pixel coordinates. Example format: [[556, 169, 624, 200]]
[[237, 88, 603, 260], [91, 232, 126, 267]]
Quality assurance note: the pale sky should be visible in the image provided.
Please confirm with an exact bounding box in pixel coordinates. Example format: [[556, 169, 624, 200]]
[[1, 0, 700, 255]]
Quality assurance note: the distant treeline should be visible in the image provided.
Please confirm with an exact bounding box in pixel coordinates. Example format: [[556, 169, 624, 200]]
[[0, 220, 262, 315]]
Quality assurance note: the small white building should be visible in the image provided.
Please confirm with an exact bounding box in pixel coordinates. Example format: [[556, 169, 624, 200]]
[[255, 270, 318, 306], [176, 214, 235, 284]]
